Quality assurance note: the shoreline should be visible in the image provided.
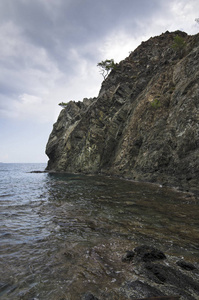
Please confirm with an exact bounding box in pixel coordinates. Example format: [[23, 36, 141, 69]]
[[35, 168, 199, 199]]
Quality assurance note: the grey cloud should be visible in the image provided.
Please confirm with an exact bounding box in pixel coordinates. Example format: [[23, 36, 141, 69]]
[[0, 0, 194, 108], [0, 0, 166, 61], [0, 0, 170, 114], [0, 81, 22, 97]]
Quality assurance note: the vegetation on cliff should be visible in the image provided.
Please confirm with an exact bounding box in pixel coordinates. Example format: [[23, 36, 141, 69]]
[[97, 59, 118, 79]]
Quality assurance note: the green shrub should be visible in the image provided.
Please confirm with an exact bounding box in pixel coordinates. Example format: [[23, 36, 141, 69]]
[[172, 35, 186, 51], [59, 102, 68, 108], [151, 98, 161, 108]]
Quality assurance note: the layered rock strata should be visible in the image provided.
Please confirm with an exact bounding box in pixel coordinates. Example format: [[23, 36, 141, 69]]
[[46, 31, 199, 193]]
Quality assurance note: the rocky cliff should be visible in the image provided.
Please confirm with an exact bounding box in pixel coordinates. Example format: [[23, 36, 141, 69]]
[[46, 31, 199, 193]]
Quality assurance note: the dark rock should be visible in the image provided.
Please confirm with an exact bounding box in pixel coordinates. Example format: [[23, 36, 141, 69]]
[[120, 245, 199, 299], [132, 297, 180, 300], [0, 282, 10, 293], [83, 292, 99, 300], [176, 260, 197, 271], [29, 170, 45, 173], [124, 280, 165, 298], [145, 263, 167, 284], [122, 250, 135, 262], [134, 245, 166, 262], [145, 262, 199, 293]]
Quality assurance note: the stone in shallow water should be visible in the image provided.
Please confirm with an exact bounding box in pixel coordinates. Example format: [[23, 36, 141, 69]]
[[124, 280, 165, 298], [145, 263, 167, 284], [176, 260, 197, 271], [83, 292, 99, 300], [134, 245, 166, 262], [133, 297, 180, 300], [145, 262, 199, 292], [122, 250, 135, 262]]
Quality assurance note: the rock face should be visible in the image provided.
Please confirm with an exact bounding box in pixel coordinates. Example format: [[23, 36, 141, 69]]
[[46, 31, 199, 193]]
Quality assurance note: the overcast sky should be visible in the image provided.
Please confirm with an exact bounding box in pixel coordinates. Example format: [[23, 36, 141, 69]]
[[0, 0, 198, 163]]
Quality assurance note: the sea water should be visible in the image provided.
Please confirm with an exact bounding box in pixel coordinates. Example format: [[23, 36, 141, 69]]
[[0, 163, 199, 299]]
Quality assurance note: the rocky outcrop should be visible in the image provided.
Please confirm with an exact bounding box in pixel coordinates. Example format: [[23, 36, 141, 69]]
[[81, 246, 199, 300], [120, 245, 199, 300], [46, 31, 199, 193]]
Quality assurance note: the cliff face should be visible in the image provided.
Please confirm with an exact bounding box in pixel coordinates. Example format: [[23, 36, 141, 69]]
[[46, 31, 199, 193]]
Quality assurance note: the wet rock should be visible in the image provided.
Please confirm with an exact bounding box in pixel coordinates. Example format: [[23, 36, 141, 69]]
[[145, 262, 199, 293], [176, 260, 197, 271], [121, 245, 199, 299], [124, 280, 165, 298], [83, 292, 99, 300], [132, 297, 180, 300], [122, 250, 135, 262], [29, 170, 46, 173], [145, 263, 168, 284], [134, 245, 166, 262], [0, 282, 10, 293]]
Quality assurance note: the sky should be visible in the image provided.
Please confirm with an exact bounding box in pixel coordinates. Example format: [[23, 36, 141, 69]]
[[0, 0, 198, 163]]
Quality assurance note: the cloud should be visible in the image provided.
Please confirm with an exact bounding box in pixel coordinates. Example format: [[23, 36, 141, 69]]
[[168, 0, 199, 33], [0, 0, 197, 103]]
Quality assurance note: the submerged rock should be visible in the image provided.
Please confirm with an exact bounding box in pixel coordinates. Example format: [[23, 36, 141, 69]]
[[122, 250, 135, 262], [134, 245, 167, 262], [45, 30, 199, 193], [83, 293, 99, 300], [122, 245, 166, 263], [145, 262, 198, 287], [120, 245, 199, 300], [132, 297, 180, 300], [176, 260, 197, 271], [123, 279, 165, 298], [29, 170, 46, 173]]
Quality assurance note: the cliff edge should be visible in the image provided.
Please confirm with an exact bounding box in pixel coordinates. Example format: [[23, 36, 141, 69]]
[[46, 31, 199, 193]]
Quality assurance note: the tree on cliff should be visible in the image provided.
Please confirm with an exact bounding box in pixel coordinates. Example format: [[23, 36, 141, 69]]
[[97, 59, 118, 79], [59, 102, 68, 108]]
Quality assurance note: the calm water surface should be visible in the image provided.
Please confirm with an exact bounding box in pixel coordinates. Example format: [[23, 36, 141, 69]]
[[0, 163, 199, 299]]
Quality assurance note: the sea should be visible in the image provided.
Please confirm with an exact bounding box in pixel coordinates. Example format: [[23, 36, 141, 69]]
[[0, 163, 199, 299]]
